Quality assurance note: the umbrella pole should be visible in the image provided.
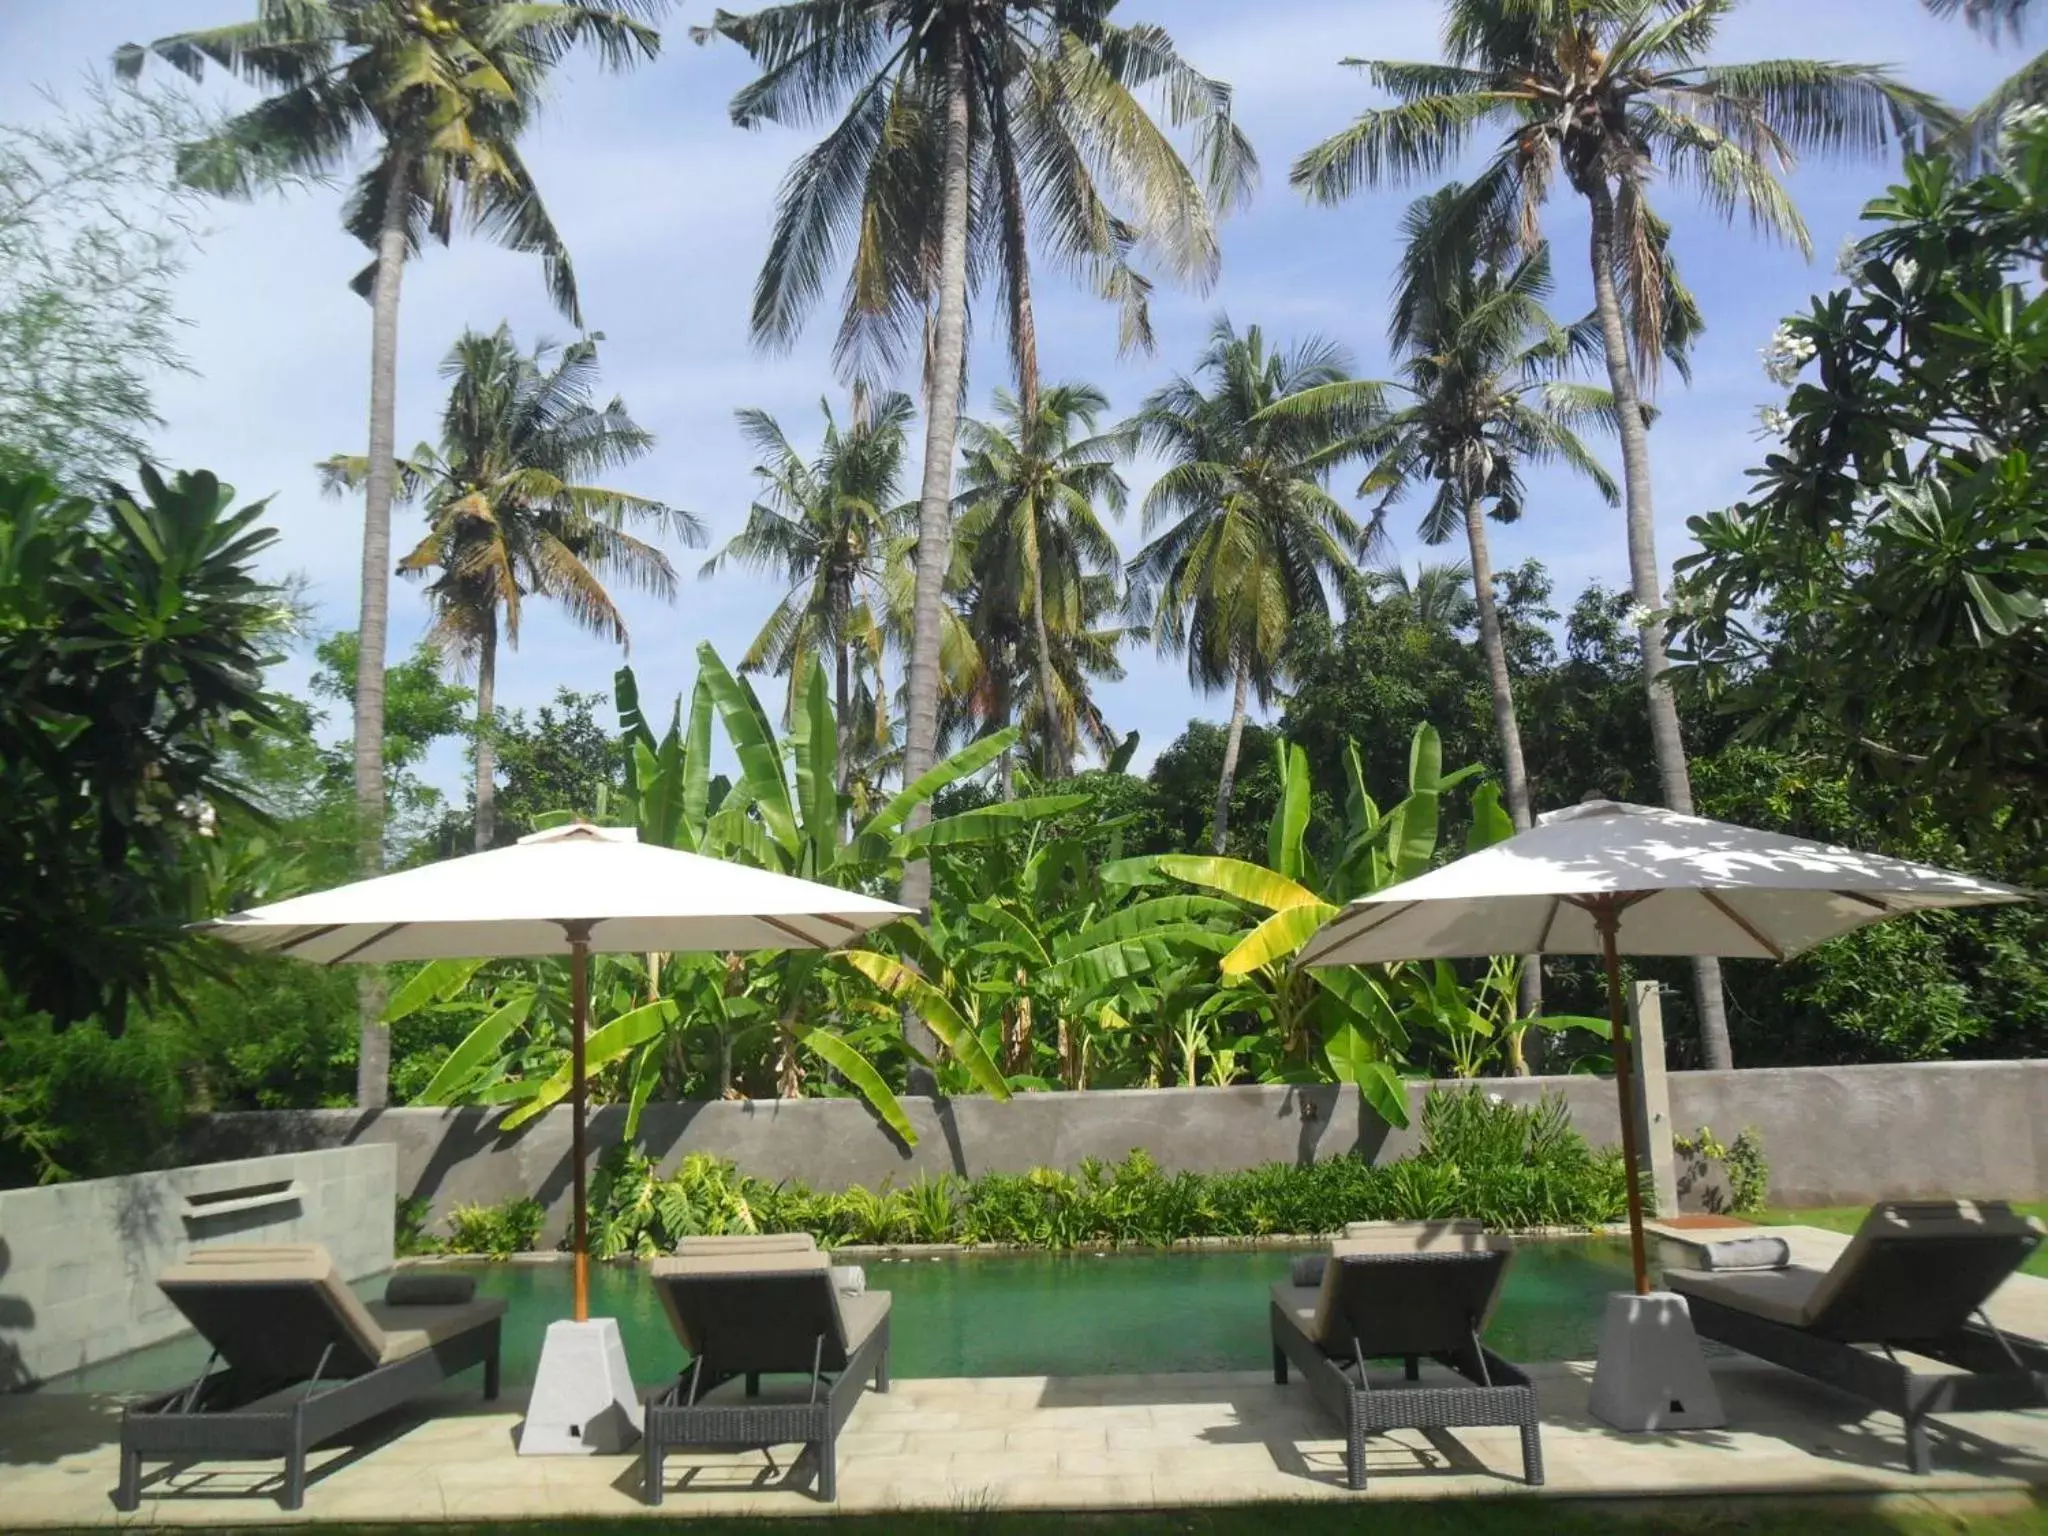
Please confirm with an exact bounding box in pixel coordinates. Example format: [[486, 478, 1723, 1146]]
[[569, 924, 591, 1323], [1594, 902, 1652, 1296]]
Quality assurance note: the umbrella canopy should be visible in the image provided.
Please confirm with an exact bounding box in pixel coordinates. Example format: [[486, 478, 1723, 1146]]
[[200, 822, 909, 962], [200, 822, 912, 1319], [1300, 800, 2026, 969], [1303, 801, 2031, 1295]]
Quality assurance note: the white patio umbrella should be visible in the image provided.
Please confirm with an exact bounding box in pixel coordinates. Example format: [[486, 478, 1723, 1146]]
[[1300, 800, 2030, 1295], [198, 822, 911, 1320]]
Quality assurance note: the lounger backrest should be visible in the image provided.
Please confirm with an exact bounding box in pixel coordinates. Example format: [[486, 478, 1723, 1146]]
[[156, 1244, 386, 1381], [1314, 1250, 1511, 1360], [651, 1250, 853, 1376], [1802, 1201, 2045, 1341]]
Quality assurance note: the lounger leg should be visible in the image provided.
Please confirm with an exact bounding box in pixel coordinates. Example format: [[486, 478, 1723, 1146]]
[[1345, 1401, 1368, 1492], [282, 1439, 307, 1512], [874, 1349, 890, 1394], [644, 1441, 665, 1506], [818, 1435, 837, 1503], [1906, 1414, 1933, 1476], [114, 1444, 142, 1512], [1404, 1356, 1419, 1382], [1520, 1418, 1545, 1486], [1273, 1344, 1289, 1385], [745, 1372, 760, 1397]]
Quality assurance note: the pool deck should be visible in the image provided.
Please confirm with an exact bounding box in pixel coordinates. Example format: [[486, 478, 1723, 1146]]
[[3, 1227, 2045, 1526]]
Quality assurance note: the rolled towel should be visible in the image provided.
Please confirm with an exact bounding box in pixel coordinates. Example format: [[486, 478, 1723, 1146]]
[[1290, 1254, 1328, 1287], [830, 1264, 866, 1295], [384, 1271, 478, 1306], [1694, 1235, 1791, 1272]]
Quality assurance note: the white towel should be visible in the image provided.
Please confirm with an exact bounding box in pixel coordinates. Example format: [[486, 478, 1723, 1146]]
[[830, 1264, 866, 1294], [1693, 1235, 1791, 1271]]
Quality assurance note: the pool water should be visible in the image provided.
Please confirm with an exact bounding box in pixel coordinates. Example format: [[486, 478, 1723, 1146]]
[[45, 1241, 1633, 1395]]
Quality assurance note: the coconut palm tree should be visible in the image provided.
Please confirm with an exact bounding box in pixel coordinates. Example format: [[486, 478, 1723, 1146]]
[[118, 0, 670, 1105], [702, 387, 916, 781], [697, 0, 1255, 912], [1927, 0, 2046, 163], [953, 384, 1128, 780], [321, 326, 698, 851], [1290, 0, 1941, 1068], [1127, 318, 1378, 854]]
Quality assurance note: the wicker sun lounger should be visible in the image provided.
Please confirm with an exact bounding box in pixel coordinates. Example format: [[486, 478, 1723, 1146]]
[[643, 1235, 890, 1504], [1668, 1200, 2048, 1473], [1271, 1232, 1542, 1491], [116, 1243, 504, 1511]]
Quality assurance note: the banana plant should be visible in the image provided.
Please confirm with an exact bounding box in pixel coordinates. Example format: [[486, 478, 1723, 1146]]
[[1159, 725, 1502, 1127]]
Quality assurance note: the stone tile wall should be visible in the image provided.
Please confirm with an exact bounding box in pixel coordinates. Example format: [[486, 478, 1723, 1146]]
[[0, 1143, 395, 1388]]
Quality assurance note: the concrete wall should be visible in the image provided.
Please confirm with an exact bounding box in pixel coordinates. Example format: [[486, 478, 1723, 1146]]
[[188, 1061, 2048, 1242], [0, 1144, 394, 1389]]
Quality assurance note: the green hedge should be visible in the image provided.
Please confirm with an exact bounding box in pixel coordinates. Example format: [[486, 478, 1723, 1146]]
[[420, 1088, 1622, 1259]]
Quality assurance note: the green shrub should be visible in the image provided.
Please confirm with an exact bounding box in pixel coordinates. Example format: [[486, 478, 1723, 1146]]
[[444, 1196, 545, 1258], [395, 1194, 440, 1256], [1673, 1126, 1770, 1216], [578, 1088, 1629, 1253]]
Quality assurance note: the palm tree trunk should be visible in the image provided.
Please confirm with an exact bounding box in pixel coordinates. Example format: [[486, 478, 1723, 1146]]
[[473, 614, 498, 852], [834, 637, 852, 799], [899, 23, 972, 919], [1462, 497, 1543, 1033], [1029, 553, 1065, 779], [1584, 178, 1734, 1071], [1212, 657, 1250, 855], [353, 157, 409, 1110], [995, 669, 1017, 801]]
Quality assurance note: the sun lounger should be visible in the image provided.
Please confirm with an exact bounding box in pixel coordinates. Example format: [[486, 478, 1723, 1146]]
[[643, 1240, 890, 1504], [116, 1243, 504, 1511], [1270, 1235, 1542, 1490], [1668, 1200, 2048, 1473]]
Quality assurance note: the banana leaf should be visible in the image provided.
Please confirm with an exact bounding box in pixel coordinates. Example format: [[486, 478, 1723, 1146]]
[[382, 958, 486, 1024], [836, 949, 1011, 1100], [417, 992, 534, 1104], [1157, 854, 1320, 912], [793, 1024, 916, 1144], [1220, 901, 1340, 975]]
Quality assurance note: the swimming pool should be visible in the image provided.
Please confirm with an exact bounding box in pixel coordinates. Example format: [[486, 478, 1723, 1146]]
[[45, 1240, 1633, 1395]]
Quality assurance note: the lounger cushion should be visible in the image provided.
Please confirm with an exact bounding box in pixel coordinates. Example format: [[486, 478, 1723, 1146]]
[[1800, 1202, 2040, 1328], [160, 1243, 390, 1369], [1272, 1282, 1321, 1340], [384, 1272, 479, 1306], [673, 1233, 818, 1256], [1342, 1220, 1489, 1251], [1667, 1265, 1822, 1328], [363, 1297, 509, 1365], [835, 1290, 890, 1351]]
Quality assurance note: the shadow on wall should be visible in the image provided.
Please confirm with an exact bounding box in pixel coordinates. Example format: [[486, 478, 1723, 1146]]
[[0, 1236, 33, 1391]]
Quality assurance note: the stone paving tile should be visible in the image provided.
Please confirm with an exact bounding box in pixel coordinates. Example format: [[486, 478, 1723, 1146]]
[[7, 1334, 2048, 1527]]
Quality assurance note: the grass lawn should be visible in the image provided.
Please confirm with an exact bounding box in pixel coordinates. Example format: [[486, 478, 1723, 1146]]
[[1758, 1204, 2048, 1277], [159, 1499, 2048, 1535]]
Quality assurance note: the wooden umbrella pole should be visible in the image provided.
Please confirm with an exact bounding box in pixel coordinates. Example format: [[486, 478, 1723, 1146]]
[[1594, 901, 1652, 1296], [569, 924, 592, 1323]]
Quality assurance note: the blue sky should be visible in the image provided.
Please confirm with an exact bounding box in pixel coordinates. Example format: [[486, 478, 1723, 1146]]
[[0, 1, 2017, 794]]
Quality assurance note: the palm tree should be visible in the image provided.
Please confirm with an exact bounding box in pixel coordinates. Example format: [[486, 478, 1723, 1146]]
[[1128, 318, 1378, 854], [119, 0, 670, 1106], [702, 387, 916, 783], [1364, 559, 1480, 633], [321, 326, 698, 850], [1927, 0, 2045, 162], [697, 0, 1255, 912], [954, 384, 1128, 780], [1290, 0, 1940, 1068]]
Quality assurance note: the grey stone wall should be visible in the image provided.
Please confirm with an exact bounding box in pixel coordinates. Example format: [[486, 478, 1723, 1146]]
[[0, 1144, 394, 1389], [188, 1061, 2048, 1243]]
